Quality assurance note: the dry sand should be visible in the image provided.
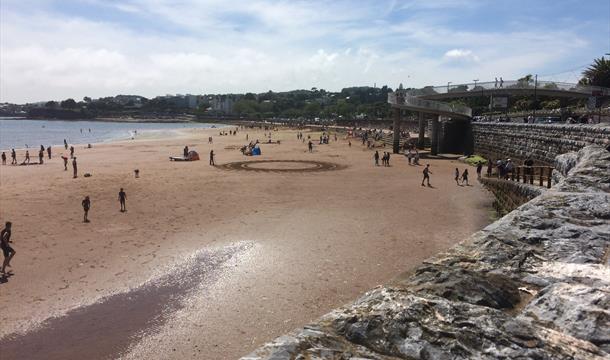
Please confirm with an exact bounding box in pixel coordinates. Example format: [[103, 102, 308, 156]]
[[0, 126, 494, 359]]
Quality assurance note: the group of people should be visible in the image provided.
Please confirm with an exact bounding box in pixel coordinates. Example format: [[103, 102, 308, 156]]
[[1, 145, 53, 166], [81, 188, 128, 223], [373, 151, 391, 166], [454, 168, 470, 186], [2, 144, 79, 178]]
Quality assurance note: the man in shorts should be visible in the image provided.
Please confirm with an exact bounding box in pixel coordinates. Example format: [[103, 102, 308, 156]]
[[1, 222, 15, 274]]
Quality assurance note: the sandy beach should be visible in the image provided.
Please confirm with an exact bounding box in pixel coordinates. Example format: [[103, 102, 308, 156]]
[[0, 126, 494, 359]]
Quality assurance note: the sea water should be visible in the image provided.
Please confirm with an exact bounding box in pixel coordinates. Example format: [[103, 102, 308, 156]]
[[0, 118, 225, 150]]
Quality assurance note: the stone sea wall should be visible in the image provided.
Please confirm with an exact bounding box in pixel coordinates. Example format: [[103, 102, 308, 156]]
[[243, 145, 610, 360], [472, 123, 609, 165], [480, 177, 545, 215]]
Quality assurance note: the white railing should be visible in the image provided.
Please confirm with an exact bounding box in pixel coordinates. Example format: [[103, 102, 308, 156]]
[[388, 92, 472, 117], [407, 80, 610, 97]]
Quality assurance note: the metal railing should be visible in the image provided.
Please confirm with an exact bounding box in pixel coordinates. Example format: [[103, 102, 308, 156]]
[[487, 165, 554, 188], [388, 92, 472, 117], [407, 80, 610, 97]]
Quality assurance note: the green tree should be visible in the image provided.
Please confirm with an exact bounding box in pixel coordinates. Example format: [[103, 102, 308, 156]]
[[45, 101, 58, 108], [60, 98, 77, 109], [579, 57, 610, 87]]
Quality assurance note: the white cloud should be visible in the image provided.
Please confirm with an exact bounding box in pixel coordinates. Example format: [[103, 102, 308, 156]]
[[444, 49, 480, 62]]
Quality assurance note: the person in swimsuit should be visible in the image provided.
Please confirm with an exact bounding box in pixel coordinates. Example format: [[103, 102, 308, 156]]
[[1, 222, 15, 274], [1, 152, 6, 165], [47, 146, 52, 159], [11, 149, 17, 164], [82, 196, 91, 222], [24, 150, 30, 164], [118, 188, 127, 212]]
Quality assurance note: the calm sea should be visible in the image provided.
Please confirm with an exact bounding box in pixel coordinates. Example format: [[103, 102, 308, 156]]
[[0, 118, 225, 150]]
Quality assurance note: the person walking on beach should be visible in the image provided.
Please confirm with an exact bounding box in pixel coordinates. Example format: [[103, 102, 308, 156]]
[[455, 168, 460, 185], [11, 149, 17, 165], [374, 151, 379, 166], [461, 169, 469, 186], [62, 155, 68, 171], [24, 150, 30, 164], [308, 141, 313, 153], [47, 146, 51, 159], [70, 146, 74, 159], [72, 157, 78, 178], [118, 188, 127, 212], [64, 139, 68, 150], [82, 196, 90, 222], [183, 146, 189, 158], [1, 152, 6, 165], [1, 222, 15, 274], [348, 140, 351, 147], [422, 164, 431, 186], [38, 149, 44, 164], [476, 162, 483, 179], [209, 150, 215, 166]]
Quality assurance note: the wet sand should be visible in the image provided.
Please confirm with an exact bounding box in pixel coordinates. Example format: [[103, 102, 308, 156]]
[[0, 127, 494, 359]]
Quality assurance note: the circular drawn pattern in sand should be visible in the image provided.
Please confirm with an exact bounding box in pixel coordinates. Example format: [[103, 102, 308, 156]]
[[218, 160, 345, 173]]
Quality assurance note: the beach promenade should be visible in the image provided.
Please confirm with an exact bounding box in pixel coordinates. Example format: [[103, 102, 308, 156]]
[[0, 126, 493, 359]]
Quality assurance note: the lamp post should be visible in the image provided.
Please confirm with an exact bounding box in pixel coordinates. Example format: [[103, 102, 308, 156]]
[[532, 74, 538, 120], [447, 81, 452, 93], [473, 79, 478, 88]]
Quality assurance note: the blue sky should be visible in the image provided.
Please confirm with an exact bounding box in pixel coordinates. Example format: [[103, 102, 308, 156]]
[[1, 0, 609, 103]]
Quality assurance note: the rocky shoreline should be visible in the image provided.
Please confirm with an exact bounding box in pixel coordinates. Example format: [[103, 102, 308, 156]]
[[244, 145, 610, 359]]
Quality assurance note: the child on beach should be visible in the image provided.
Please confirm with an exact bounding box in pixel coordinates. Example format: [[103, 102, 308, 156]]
[[422, 164, 431, 186], [461, 169, 469, 186]]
